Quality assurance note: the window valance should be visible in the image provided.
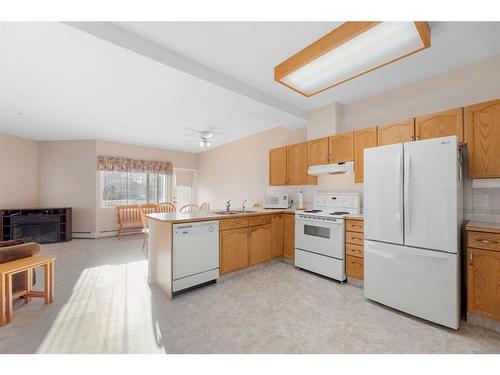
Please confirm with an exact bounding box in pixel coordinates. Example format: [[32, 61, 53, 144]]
[[97, 155, 173, 175]]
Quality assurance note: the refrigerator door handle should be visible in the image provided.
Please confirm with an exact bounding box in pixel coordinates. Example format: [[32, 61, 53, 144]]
[[395, 152, 403, 235], [404, 152, 411, 234]]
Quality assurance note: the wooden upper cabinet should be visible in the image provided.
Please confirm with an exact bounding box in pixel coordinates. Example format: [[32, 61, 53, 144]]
[[287, 142, 316, 185], [467, 247, 500, 321], [308, 137, 330, 166], [329, 131, 354, 163], [415, 108, 464, 143], [377, 119, 415, 146], [269, 146, 287, 186], [465, 99, 500, 179], [354, 127, 378, 183]]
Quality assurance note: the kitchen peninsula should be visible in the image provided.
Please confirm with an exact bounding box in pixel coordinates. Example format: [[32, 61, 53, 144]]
[[147, 209, 296, 298]]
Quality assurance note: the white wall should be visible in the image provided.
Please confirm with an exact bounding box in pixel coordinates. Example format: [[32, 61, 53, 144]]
[[0, 132, 38, 209], [197, 126, 307, 209], [37, 140, 97, 234]]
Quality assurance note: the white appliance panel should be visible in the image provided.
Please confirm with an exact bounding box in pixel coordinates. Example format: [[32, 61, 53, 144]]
[[403, 136, 458, 252], [364, 240, 459, 329], [295, 217, 344, 259], [173, 221, 219, 281], [364, 143, 404, 245], [295, 249, 345, 280]]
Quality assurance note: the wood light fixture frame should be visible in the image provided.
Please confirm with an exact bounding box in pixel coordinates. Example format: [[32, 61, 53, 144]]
[[274, 22, 431, 97]]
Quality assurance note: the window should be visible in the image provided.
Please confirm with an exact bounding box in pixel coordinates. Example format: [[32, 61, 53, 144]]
[[100, 171, 168, 207]]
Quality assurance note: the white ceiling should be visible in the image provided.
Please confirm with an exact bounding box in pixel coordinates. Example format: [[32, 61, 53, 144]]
[[113, 22, 500, 109], [2, 21, 500, 153]]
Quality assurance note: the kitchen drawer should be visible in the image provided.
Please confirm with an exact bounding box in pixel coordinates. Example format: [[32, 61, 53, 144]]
[[219, 217, 249, 231], [468, 231, 500, 252], [346, 231, 364, 246], [346, 255, 364, 280], [346, 219, 364, 233], [346, 243, 364, 258], [248, 215, 271, 227]]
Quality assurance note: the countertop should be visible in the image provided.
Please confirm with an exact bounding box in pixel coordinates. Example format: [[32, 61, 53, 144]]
[[345, 214, 364, 220], [466, 220, 500, 234], [147, 208, 297, 224]]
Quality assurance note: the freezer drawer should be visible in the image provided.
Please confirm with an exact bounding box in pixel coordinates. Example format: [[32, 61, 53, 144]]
[[364, 240, 460, 329]]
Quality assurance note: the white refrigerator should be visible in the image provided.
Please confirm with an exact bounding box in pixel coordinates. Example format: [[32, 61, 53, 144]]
[[364, 136, 462, 329]]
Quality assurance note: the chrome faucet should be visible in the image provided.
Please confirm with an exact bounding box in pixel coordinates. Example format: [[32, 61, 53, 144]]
[[226, 200, 231, 212], [242, 199, 248, 212]]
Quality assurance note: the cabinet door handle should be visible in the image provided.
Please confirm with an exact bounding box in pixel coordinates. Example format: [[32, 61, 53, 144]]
[[478, 239, 498, 244], [352, 237, 363, 241], [469, 252, 473, 265], [351, 261, 362, 267]]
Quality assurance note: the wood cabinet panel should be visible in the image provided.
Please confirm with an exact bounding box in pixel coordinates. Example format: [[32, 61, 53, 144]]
[[346, 255, 364, 280], [271, 214, 284, 258], [468, 231, 500, 252], [248, 215, 271, 227], [220, 228, 249, 274], [378, 119, 415, 146], [346, 243, 364, 258], [465, 99, 500, 179], [346, 219, 364, 233], [287, 142, 316, 185], [283, 214, 295, 259], [467, 248, 500, 321], [269, 146, 287, 186], [415, 108, 464, 142], [329, 131, 354, 163], [308, 137, 330, 166], [249, 224, 271, 266], [219, 217, 249, 231], [346, 231, 364, 246], [354, 127, 377, 183]]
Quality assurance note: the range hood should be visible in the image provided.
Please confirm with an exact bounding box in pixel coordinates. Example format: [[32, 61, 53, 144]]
[[308, 161, 354, 176]]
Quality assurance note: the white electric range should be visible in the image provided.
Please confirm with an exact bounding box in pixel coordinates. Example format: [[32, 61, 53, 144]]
[[295, 193, 360, 281]]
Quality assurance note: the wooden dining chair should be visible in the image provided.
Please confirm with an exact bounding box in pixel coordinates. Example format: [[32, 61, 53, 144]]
[[199, 202, 210, 211], [139, 204, 159, 250], [158, 202, 177, 213], [180, 204, 200, 213]]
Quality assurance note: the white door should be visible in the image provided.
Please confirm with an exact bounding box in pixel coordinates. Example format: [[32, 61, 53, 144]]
[[403, 136, 458, 253], [364, 143, 404, 245], [364, 240, 459, 329]]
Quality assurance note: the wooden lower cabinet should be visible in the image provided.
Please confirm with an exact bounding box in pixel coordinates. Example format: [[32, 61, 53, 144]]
[[283, 214, 295, 259], [220, 228, 249, 274], [345, 218, 364, 280], [467, 228, 500, 321], [249, 224, 271, 266], [271, 214, 284, 258]]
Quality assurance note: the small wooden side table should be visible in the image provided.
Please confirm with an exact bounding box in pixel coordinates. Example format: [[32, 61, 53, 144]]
[[0, 256, 56, 326]]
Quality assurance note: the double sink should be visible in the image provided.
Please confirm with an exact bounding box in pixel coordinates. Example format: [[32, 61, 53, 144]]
[[213, 210, 256, 215]]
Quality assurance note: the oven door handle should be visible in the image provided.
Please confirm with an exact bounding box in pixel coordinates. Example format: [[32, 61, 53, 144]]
[[295, 218, 343, 226]]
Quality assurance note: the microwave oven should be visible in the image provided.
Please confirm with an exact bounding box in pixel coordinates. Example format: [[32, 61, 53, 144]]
[[264, 195, 289, 209]]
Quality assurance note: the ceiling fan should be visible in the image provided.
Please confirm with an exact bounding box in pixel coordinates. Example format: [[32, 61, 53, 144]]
[[185, 129, 227, 149]]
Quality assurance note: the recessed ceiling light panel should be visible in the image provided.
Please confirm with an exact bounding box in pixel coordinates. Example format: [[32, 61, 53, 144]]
[[275, 22, 431, 97]]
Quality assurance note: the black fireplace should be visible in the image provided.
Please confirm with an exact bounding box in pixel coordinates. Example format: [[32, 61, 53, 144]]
[[1, 208, 72, 243], [11, 215, 60, 243]]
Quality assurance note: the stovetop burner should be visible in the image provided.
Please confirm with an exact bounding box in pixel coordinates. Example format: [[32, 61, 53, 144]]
[[330, 211, 349, 215], [303, 209, 323, 213]]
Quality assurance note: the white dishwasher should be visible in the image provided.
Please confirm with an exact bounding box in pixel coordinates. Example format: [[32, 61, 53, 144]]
[[172, 220, 219, 293]]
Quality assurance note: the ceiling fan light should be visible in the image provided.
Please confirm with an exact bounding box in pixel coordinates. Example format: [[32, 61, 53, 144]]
[[275, 22, 430, 96]]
